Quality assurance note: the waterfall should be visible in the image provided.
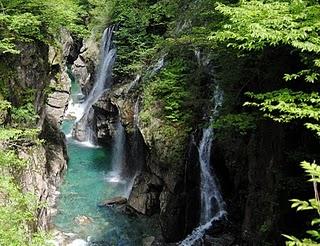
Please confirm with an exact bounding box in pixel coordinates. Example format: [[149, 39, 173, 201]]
[[123, 99, 141, 197], [127, 74, 141, 92], [107, 119, 126, 183], [180, 85, 226, 245], [149, 55, 165, 77], [133, 99, 140, 128], [73, 26, 116, 144], [81, 26, 116, 116], [195, 49, 201, 66], [194, 48, 210, 68]]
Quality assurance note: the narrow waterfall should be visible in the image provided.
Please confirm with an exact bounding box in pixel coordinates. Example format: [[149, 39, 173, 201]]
[[123, 98, 141, 197], [149, 55, 165, 77], [81, 26, 116, 115], [127, 74, 141, 92], [133, 99, 140, 128], [73, 26, 116, 144], [107, 119, 126, 183], [180, 86, 226, 245]]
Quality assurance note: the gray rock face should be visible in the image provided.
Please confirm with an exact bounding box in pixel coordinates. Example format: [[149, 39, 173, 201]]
[[72, 107, 97, 142], [69, 37, 199, 244], [13, 33, 74, 231], [15, 43, 49, 112], [45, 70, 71, 126], [204, 234, 235, 246], [128, 172, 162, 215], [71, 38, 99, 96], [142, 236, 155, 246], [98, 196, 128, 207], [18, 145, 49, 230]]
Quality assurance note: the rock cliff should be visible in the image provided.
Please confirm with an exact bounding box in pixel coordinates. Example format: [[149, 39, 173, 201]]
[[0, 29, 76, 231]]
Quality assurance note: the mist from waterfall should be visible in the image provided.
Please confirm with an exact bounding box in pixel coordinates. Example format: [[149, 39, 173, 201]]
[[180, 85, 226, 245]]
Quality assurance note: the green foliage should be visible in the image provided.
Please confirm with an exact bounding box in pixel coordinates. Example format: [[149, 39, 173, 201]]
[[207, 1, 320, 242], [140, 54, 203, 164], [0, 98, 42, 244], [0, 99, 11, 111], [104, 0, 179, 79], [212, 113, 257, 136], [0, 150, 26, 168], [283, 161, 320, 245], [0, 176, 46, 246], [142, 58, 192, 123], [0, 127, 41, 144], [0, 126, 44, 244], [244, 89, 320, 135], [83, 0, 115, 33], [0, 0, 86, 54], [212, 0, 320, 83], [11, 103, 39, 127], [144, 58, 192, 123]]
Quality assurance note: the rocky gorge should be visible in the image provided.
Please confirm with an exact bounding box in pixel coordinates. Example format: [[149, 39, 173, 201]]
[[1, 1, 319, 245], [56, 20, 320, 245]]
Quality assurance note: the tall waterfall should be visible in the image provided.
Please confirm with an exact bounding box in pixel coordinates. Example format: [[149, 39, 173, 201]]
[[107, 119, 126, 183], [123, 98, 141, 197], [73, 26, 116, 144], [133, 99, 140, 128], [180, 86, 226, 245], [81, 26, 116, 116]]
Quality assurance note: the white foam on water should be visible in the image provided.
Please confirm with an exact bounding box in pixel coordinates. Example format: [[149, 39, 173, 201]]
[[104, 171, 126, 184], [65, 98, 87, 122], [67, 239, 87, 246], [72, 139, 101, 149]]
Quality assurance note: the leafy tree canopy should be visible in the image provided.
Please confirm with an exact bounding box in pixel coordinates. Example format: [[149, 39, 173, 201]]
[[0, 0, 87, 54]]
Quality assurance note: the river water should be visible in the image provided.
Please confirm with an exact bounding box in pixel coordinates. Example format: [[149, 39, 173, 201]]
[[52, 74, 158, 245]]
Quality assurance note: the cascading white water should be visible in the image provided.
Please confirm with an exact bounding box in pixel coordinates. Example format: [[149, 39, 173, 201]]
[[180, 85, 226, 246], [194, 49, 210, 68], [195, 49, 201, 66], [81, 26, 116, 116], [106, 119, 126, 184], [73, 26, 116, 145], [127, 74, 141, 92], [123, 98, 141, 198], [149, 55, 165, 77], [200, 86, 225, 223], [133, 99, 140, 128]]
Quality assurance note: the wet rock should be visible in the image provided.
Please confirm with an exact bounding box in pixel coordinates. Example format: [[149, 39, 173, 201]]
[[143, 236, 155, 246], [71, 38, 99, 96], [50, 229, 84, 246], [204, 234, 235, 246], [128, 172, 162, 215], [98, 196, 127, 207], [159, 188, 186, 242], [74, 215, 93, 225], [73, 107, 97, 142]]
